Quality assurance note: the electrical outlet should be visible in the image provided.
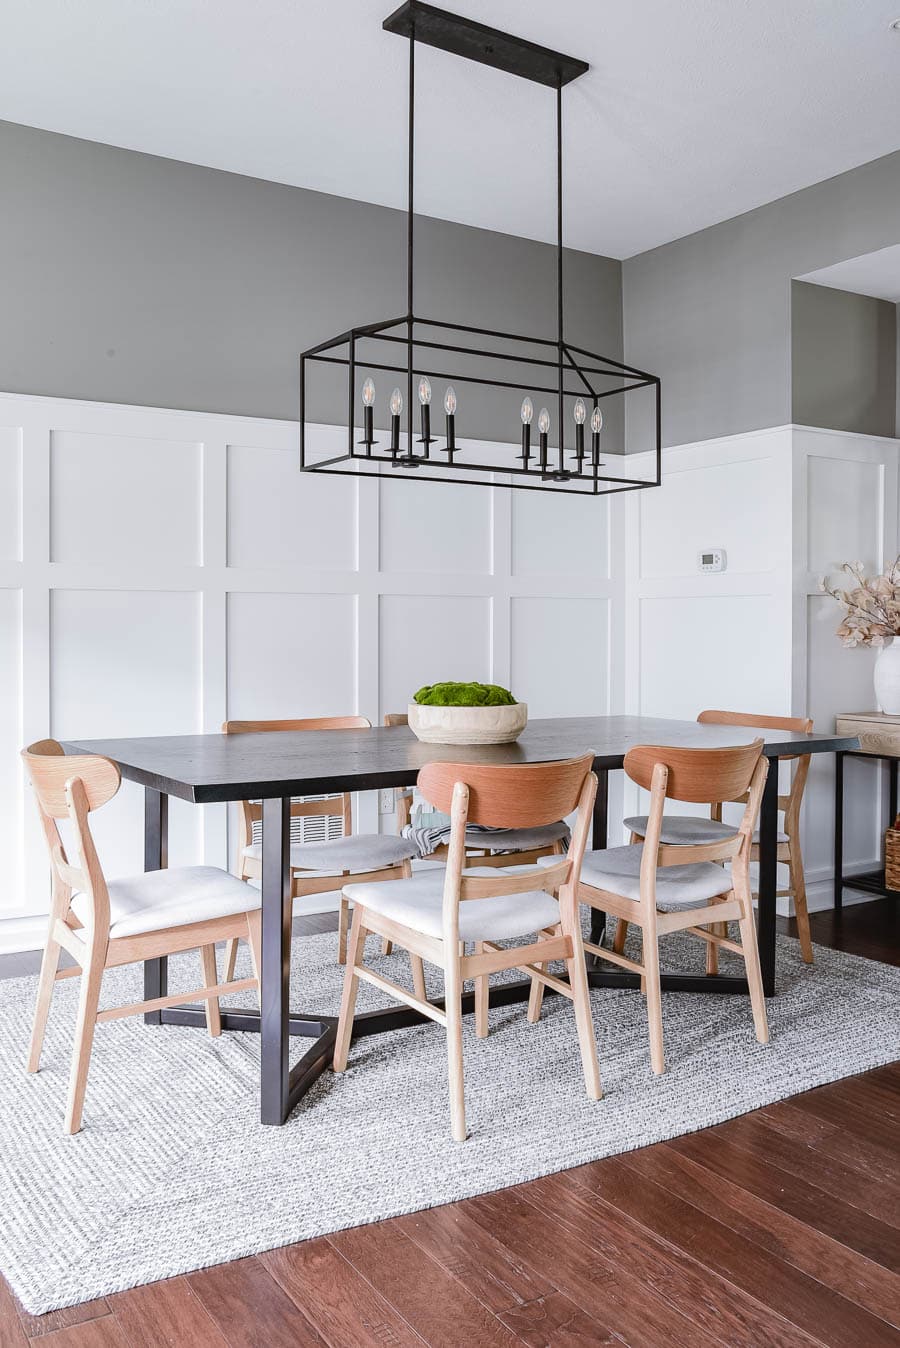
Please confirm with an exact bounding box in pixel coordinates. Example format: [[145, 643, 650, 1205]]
[[379, 788, 395, 815]]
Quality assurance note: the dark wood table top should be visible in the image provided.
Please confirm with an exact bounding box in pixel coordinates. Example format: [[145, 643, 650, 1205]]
[[65, 716, 860, 804]]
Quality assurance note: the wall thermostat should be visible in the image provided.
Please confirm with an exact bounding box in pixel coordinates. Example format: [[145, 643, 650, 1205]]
[[698, 548, 727, 573]]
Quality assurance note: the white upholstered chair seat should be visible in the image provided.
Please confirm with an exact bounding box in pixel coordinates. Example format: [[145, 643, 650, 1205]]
[[343, 867, 561, 943], [241, 833, 416, 873], [70, 865, 259, 940], [464, 821, 569, 851], [546, 845, 732, 911], [751, 828, 789, 844], [625, 814, 788, 847]]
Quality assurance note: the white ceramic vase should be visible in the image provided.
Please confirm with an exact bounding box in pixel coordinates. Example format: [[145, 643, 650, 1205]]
[[874, 639, 900, 715]]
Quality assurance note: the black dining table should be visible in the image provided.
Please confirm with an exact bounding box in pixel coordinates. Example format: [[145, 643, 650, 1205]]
[[66, 715, 857, 1125]]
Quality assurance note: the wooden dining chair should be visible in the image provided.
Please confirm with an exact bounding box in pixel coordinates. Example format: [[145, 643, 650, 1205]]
[[333, 755, 601, 1142], [221, 717, 418, 983], [383, 712, 568, 868], [622, 710, 814, 965], [22, 740, 261, 1134], [531, 740, 770, 1075]]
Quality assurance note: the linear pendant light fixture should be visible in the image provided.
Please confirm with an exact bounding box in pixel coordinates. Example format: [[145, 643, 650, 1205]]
[[299, 1, 662, 496]]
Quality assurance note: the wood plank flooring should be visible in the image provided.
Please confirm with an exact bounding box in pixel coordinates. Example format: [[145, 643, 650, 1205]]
[[2, 900, 897, 1347]]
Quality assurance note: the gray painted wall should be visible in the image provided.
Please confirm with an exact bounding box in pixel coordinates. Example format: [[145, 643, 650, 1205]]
[[791, 282, 897, 438], [623, 150, 900, 448], [0, 120, 622, 445]]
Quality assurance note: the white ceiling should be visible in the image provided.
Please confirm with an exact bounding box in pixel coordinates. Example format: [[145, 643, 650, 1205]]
[[2, 0, 900, 258], [798, 245, 900, 304]]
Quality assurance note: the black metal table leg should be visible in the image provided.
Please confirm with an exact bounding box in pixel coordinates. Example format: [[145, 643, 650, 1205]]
[[757, 757, 779, 996], [889, 758, 898, 826], [143, 787, 168, 1024], [260, 796, 292, 1125], [588, 767, 608, 948], [833, 751, 844, 914]]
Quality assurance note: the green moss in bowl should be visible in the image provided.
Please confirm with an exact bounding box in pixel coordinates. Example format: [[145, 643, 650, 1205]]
[[413, 681, 517, 707]]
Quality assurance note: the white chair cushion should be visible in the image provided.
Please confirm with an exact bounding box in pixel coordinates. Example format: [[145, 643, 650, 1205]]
[[464, 821, 569, 852], [624, 814, 738, 845], [548, 845, 732, 910], [625, 815, 787, 847], [242, 833, 416, 874], [71, 865, 259, 940], [342, 867, 561, 943]]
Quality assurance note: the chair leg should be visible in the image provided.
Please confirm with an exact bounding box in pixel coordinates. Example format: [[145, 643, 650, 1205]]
[[245, 910, 262, 982], [474, 942, 489, 1038], [410, 953, 427, 1002], [200, 945, 222, 1037], [223, 938, 239, 983], [333, 905, 366, 1073], [561, 919, 602, 1101], [705, 921, 721, 975], [789, 845, 814, 965], [613, 918, 629, 955], [526, 925, 558, 1023], [337, 897, 350, 965], [26, 933, 62, 1073], [444, 947, 466, 1142], [643, 929, 665, 1074], [381, 936, 394, 956], [737, 898, 770, 1045], [64, 953, 104, 1135]]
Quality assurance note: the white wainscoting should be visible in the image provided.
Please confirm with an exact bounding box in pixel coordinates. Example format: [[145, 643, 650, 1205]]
[[0, 392, 621, 951]]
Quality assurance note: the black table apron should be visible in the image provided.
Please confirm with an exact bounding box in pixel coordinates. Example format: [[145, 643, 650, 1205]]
[[67, 716, 857, 1125]]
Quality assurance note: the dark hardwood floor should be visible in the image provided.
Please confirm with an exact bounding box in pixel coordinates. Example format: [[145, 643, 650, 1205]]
[[1, 900, 897, 1347]]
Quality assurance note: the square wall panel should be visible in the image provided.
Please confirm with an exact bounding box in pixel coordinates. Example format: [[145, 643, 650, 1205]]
[[227, 592, 357, 719], [639, 595, 784, 720], [379, 595, 491, 716], [379, 478, 491, 574], [50, 430, 201, 565], [512, 492, 609, 578], [50, 589, 203, 876], [640, 457, 776, 579], [806, 456, 883, 574], [227, 444, 357, 570], [511, 597, 608, 716], [0, 427, 21, 561], [0, 590, 21, 914]]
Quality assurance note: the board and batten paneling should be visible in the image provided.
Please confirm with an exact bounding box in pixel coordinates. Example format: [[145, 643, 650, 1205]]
[[0, 391, 619, 951]]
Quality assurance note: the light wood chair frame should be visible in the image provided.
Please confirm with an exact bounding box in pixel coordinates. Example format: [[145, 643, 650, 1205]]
[[23, 740, 260, 1134], [222, 717, 411, 981], [533, 741, 771, 1076], [617, 711, 815, 967], [333, 754, 602, 1142], [383, 712, 567, 871]]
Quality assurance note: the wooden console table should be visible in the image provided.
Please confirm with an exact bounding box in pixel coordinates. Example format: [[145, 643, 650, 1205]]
[[833, 712, 900, 909]]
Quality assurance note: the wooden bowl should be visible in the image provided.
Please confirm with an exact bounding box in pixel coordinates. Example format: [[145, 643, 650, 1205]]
[[407, 702, 528, 745]]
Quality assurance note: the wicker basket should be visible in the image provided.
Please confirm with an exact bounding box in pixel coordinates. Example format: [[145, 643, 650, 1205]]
[[885, 816, 900, 892]]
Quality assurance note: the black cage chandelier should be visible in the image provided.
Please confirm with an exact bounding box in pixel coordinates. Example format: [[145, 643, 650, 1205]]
[[299, 1, 662, 496]]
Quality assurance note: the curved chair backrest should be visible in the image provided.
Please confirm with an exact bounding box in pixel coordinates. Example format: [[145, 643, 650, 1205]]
[[21, 740, 119, 939], [698, 709, 813, 822], [418, 755, 597, 933], [419, 754, 594, 829], [383, 712, 408, 728], [222, 716, 372, 855], [624, 740, 764, 805]]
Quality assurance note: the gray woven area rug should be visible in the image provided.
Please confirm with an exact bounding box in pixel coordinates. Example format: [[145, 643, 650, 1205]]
[[0, 929, 897, 1314]]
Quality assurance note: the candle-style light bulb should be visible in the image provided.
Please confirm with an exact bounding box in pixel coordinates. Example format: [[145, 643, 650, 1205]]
[[590, 404, 603, 469], [443, 385, 457, 456], [417, 376, 432, 452], [573, 397, 586, 465], [360, 377, 376, 452], [389, 387, 402, 456], [521, 397, 534, 425], [537, 407, 550, 471], [519, 396, 534, 467]]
